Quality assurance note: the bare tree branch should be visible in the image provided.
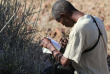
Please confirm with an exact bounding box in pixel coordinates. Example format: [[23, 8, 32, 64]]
[[0, 13, 16, 33]]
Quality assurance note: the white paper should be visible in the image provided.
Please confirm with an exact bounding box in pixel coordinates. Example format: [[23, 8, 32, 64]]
[[42, 37, 61, 54]]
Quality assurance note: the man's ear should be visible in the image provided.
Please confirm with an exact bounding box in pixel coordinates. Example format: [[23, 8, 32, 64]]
[[60, 13, 65, 18], [60, 13, 69, 18]]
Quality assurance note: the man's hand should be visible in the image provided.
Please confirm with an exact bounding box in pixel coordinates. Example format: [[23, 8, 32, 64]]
[[40, 37, 53, 50], [41, 37, 71, 66], [59, 37, 68, 49]]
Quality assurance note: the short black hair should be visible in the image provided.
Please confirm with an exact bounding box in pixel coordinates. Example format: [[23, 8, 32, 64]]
[[52, 0, 77, 21]]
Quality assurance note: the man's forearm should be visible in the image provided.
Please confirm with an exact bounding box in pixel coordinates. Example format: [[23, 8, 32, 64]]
[[48, 44, 71, 66], [40, 38, 70, 66]]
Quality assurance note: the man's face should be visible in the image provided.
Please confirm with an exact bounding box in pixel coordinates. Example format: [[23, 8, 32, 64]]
[[57, 15, 75, 27]]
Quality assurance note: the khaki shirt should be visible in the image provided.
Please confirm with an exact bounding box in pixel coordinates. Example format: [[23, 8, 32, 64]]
[[63, 14, 110, 74]]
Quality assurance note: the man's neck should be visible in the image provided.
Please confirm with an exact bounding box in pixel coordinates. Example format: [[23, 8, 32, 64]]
[[71, 11, 84, 22]]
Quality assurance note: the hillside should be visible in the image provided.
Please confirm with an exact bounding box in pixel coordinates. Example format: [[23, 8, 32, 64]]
[[28, 0, 110, 54]]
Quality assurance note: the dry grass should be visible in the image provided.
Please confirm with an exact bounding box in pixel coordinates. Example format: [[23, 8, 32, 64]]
[[28, 0, 110, 72], [32, 0, 110, 54]]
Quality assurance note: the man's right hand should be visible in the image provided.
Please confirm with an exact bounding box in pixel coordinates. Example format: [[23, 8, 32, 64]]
[[59, 37, 68, 49]]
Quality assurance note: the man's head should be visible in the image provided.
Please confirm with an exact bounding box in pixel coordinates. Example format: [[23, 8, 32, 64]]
[[52, 0, 77, 27]]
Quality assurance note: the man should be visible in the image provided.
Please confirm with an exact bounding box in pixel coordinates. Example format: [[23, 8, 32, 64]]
[[40, 0, 110, 74]]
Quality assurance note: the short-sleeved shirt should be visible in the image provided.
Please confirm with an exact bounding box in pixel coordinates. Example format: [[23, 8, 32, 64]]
[[63, 14, 110, 74]]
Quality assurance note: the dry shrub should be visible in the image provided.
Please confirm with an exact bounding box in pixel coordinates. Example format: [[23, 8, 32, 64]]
[[0, 0, 46, 74]]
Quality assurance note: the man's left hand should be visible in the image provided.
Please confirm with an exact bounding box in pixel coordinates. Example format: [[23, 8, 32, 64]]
[[40, 37, 53, 49]]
